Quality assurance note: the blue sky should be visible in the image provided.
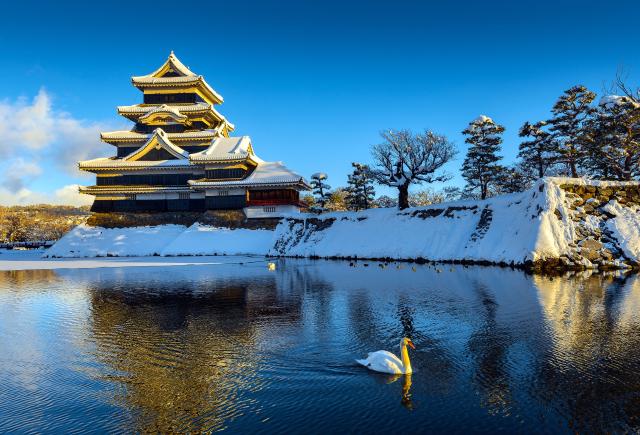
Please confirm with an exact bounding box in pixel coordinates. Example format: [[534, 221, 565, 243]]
[[0, 0, 638, 204]]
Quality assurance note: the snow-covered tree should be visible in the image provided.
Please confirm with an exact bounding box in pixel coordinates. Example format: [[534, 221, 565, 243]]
[[585, 95, 640, 180], [461, 115, 505, 200], [374, 195, 397, 208], [371, 129, 456, 209], [408, 188, 445, 207], [345, 162, 375, 211], [441, 186, 462, 201], [548, 85, 596, 178], [310, 172, 331, 213], [301, 194, 316, 210], [494, 164, 532, 194], [325, 188, 349, 212], [518, 120, 555, 179]]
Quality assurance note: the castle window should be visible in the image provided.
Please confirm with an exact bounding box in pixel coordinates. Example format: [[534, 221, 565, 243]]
[[263, 206, 276, 213], [219, 190, 229, 196]]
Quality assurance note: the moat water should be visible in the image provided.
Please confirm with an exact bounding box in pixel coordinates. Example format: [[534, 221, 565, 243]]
[[1, 257, 640, 433]]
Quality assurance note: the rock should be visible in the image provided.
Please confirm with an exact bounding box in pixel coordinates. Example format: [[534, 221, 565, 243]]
[[601, 249, 614, 260], [579, 239, 603, 251], [599, 188, 613, 196]]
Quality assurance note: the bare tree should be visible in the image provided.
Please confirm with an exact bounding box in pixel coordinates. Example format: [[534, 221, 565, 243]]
[[371, 129, 456, 209]]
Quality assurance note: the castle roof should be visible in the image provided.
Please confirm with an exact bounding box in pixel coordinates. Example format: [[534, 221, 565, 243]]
[[131, 52, 223, 104], [100, 129, 221, 144], [189, 161, 309, 189], [117, 103, 234, 131], [189, 136, 253, 162], [123, 128, 189, 161]]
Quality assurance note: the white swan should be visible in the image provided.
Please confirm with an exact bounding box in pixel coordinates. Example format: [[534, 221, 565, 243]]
[[356, 338, 415, 374]]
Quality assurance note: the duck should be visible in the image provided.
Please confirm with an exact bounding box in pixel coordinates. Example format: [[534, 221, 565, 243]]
[[356, 338, 415, 374]]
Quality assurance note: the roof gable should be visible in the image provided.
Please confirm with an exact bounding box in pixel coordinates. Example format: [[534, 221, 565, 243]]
[[138, 104, 189, 124], [124, 129, 189, 161], [136, 51, 196, 79]]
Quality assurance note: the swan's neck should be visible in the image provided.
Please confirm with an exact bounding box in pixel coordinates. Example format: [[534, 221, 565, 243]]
[[400, 343, 412, 373]]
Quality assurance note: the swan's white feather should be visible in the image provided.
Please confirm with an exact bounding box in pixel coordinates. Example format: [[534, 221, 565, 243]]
[[356, 350, 405, 374]]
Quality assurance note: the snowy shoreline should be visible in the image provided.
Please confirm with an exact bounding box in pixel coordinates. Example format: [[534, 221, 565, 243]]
[[41, 178, 640, 272]]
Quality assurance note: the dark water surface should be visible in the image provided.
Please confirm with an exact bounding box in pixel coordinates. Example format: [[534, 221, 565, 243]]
[[1, 259, 640, 433]]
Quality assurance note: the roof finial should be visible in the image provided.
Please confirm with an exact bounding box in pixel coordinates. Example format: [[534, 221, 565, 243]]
[[169, 50, 175, 57]]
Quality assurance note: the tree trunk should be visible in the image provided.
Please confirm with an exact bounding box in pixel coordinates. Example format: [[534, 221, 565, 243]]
[[398, 183, 410, 210], [538, 160, 544, 179], [623, 153, 632, 181], [568, 157, 578, 178]]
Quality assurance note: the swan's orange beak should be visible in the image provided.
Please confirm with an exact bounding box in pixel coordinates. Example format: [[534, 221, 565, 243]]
[[407, 339, 415, 350]]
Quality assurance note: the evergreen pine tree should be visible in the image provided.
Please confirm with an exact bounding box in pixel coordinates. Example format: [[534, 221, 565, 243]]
[[310, 172, 331, 213], [461, 115, 505, 200], [345, 162, 376, 211], [494, 163, 532, 194], [518, 120, 555, 179], [548, 85, 596, 178], [586, 95, 640, 180]]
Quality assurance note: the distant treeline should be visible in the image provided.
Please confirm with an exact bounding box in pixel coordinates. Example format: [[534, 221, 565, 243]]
[[0, 205, 90, 243]]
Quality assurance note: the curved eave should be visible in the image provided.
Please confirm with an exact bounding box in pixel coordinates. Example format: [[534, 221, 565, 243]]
[[100, 130, 222, 145], [117, 104, 231, 128], [79, 159, 196, 172], [80, 185, 192, 195], [130, 76, 223, 104], [189, 153, 250, 164]]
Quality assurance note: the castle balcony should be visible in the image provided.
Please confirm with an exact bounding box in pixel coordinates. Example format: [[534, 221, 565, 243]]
[[246, 199, 307, 207]]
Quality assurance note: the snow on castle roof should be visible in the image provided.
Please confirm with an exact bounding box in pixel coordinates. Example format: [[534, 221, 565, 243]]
[[189, 136, 253, 162], [189, 161, 310, 189]]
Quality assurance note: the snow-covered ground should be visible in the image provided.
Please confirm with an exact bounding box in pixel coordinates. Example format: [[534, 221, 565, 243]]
[[44, 223, 273, 258], [271, 179, 559, 265], [35, 178, 640, 270]]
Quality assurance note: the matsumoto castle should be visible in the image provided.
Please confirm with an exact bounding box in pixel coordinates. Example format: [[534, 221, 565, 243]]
[[79, 52, 310, 218]]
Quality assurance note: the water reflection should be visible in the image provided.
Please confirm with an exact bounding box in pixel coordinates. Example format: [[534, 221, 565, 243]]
[[86, 268, 302, 433], [1, 261, 640, 433], [532, 272, 640, 432]]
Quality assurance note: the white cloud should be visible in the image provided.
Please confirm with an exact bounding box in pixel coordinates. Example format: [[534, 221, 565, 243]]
[[0, 184, 93, 207], [0, 89, 122, 206], [2, 158, 42, 192], [53, 184, 94, 206]]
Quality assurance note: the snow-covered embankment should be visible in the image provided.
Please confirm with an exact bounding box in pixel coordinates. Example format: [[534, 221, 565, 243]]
[[45, 178, 640, 271], [270, 178, 640, 271], [45, 223, 273, 258]]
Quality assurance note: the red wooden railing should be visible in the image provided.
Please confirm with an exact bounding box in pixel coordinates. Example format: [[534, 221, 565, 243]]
[[246, 199, 307, 207]]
